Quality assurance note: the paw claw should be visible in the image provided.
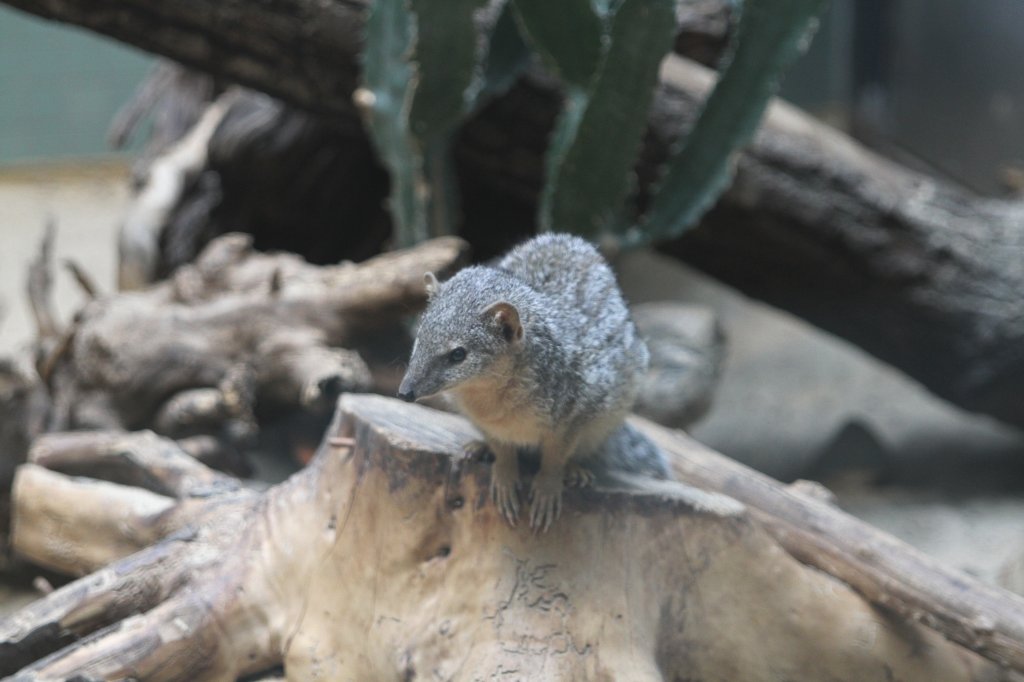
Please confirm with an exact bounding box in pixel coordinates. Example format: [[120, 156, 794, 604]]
[[492, 483, 520, 526], [490, 466, 521, 527], [528, 487, 563, 533]]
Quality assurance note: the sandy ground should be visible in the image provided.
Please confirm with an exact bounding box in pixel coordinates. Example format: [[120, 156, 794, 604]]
[[0, 164, 1022, 618]]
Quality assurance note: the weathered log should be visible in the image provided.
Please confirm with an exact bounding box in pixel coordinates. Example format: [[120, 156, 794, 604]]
[[7, 230, 448, 502], [0, 357, 47, 555], [14, 431, 249, 576], [36, 232, 468, 437], [9, 0, 1018, 426], [1, 395, 1020, 679], [0, 230, 464, 499]]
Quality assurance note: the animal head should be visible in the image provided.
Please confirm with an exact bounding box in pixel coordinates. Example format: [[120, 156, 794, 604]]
[[398, 268, 524, 402]]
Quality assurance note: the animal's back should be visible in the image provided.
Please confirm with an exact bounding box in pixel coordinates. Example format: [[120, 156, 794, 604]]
[[498, 233, 620, 323], [498, 234, 647, 429]]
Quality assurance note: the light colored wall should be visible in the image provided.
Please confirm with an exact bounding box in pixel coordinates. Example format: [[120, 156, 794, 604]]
[[0, 7, 153, 164]]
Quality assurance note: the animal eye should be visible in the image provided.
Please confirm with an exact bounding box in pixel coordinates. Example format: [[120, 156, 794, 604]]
[[448, 347, 467, 363]]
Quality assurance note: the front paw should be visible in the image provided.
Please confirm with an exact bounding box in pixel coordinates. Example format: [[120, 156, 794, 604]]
[[528, 476, 564, 533], [490, 466, 521, 527], [564, 463, 596, 489]]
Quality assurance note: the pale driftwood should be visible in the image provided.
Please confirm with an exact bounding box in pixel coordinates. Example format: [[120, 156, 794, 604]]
[[642, 422, 1024, 671], [1, 233, 466, 503], [0, 356, 47, 553], [1, 395, 1016, 680], [28, 430, 241, 499], [13, 430, 246, 576], [35, 232, 467, 439], [118, 90, 240, 289]]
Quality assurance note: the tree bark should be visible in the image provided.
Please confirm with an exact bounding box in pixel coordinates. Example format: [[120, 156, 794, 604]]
[[1, 394, 1016, 680], [8, 0, 1023, 429]]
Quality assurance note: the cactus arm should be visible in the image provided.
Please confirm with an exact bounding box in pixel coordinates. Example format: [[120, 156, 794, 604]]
[[510, 0, 604, 88], [625, 0, 829, 246], [472, 2, 532, 106], [540, 0, 677, 235], [361, 0, 492, 245], [360, 0, 427, 246]]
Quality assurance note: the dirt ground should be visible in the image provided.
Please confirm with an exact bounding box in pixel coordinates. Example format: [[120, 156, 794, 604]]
[[0, 163, 1022, 617]]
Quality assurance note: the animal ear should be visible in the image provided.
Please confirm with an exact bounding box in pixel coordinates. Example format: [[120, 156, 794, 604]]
[[483, 301, 523, 343], [423, 272, 440, 299]]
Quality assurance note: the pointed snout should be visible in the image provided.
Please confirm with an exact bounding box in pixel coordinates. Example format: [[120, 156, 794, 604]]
[[397, 377, 416, 402]]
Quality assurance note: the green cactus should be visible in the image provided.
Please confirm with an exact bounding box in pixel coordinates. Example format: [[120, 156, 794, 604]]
[[361, 0, 827, 251], [408, 0, 488, 141], [510, 0, 604, 89], [625, 0, 829, 246], [519, 0, 676, 236], [361, 0, 493, 246], [361, 0, 425, 246], [472, 3, 532, 107]]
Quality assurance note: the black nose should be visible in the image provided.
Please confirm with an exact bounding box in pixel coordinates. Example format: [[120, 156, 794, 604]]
[[398, 389, 416, 402]]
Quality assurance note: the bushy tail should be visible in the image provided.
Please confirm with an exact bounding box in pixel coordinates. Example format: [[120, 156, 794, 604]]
[[588, 421, 670, 482]]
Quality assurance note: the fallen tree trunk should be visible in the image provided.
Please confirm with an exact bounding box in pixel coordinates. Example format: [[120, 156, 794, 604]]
[[1, 394, 1016, 679], [8, 0, 1023, 428]]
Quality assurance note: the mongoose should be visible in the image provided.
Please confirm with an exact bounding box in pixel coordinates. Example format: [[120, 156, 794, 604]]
[[398, 233, 668, 531]]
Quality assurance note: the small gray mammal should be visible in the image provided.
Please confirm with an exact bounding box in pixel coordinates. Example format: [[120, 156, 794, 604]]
[[398, 233, 669, 531]]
